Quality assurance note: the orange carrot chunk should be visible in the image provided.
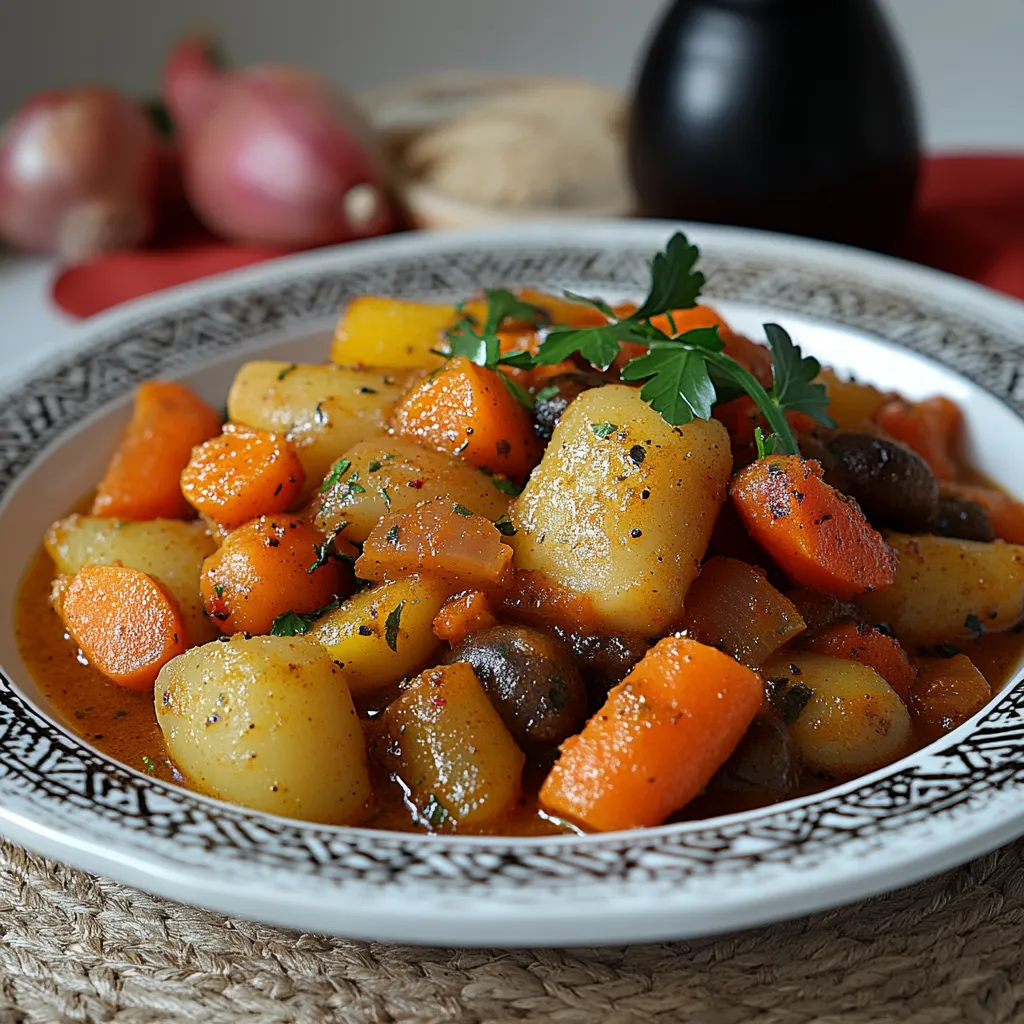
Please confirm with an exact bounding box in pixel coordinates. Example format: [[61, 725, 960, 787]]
[[181, 423, 305, 528], [390, 356, 541, 480], [356, 499, 513, 587], [940, 481, 1024, 544], [730, 455, 898, 599], [540, 636, 763, 831], [201, 516, 351, 635], [801, 620, 916, 702], [875, 396, 962, 481], [93, 381, 222, 521], [54, 565, 186, 691], [432, 590, 499, 645], [909, 655, 991, 743]]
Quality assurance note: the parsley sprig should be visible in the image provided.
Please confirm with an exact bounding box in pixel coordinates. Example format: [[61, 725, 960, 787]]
[[440, 289, 549, 410], [530, 232, 834, 454]]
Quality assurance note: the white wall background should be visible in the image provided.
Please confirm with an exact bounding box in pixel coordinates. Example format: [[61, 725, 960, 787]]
[[0, 0, 1021, 150]]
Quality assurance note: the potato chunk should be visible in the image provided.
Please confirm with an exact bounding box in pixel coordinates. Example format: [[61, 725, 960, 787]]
[[45, 514, 216, 644], [857, 533, 1024, 645], [226, 362, 415, 492], [510, 385, 732, 633], [381, 662, 525, 826], [308, 575, 452, 697], [764, 652, 913, 778], [314, 437, 510, 542], [155, 635, 371, 824]]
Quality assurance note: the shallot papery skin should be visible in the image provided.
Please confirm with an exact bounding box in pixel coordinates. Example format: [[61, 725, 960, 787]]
[[165, 37, 394, 247], [0, 87, 160, 259]]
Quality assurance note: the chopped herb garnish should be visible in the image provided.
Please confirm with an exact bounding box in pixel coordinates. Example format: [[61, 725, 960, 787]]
[[385, 601, 405, 652], [141, 755, 156, 774], [314, 401, 327, 424], [213, 584, 224, 598], [490, 477, 522, 496], [270, 598, 342, 637], [453, 503, 473, 517], [277, 363, 297, 381], [534, 384, 560, 403], [381, 486, 391, 510], [628, 445, 646, 466], [591, 421, 618, 439], [965, 613, 984, 640], [368, 460, 382, 472], [308, 536, 341, 573], [767, 678, 814, 724], [319, 457, 352, 494], [385, 523, 401, 545], [440, 288, 548, 410], [754, 426, 780, 460], [493, 514, 516, 536], [423, 793, 450, 828], [529, 232, 833, 454]]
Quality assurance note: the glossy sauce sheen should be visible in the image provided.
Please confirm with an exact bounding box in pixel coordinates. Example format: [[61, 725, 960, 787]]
[[17, 545, 1024, 834]]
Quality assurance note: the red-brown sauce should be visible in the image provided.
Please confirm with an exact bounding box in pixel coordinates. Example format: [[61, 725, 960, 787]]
[[16, 543, 1024, 834]]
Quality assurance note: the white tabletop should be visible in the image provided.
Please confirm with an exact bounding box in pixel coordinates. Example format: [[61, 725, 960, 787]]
[[0, 254, 78, 381]]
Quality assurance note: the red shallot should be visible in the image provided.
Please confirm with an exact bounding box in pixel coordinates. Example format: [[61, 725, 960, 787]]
[[164, 36, 395, 247], [0, 88, 160, 259]]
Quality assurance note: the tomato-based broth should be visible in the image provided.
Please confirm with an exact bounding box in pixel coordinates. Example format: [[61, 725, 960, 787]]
[[17, 541, 1024, 833], [17, 234, 1024, 836]]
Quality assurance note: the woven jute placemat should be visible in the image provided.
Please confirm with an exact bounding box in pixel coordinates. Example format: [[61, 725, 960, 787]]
[[0, 837, 1021, 1024]]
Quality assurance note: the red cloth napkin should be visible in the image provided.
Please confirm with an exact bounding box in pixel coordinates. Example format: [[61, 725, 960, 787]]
[[52, 155, 1024, 318]]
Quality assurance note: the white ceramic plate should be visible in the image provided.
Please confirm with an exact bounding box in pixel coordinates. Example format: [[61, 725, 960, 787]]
[[2, 221, 1024, 948]]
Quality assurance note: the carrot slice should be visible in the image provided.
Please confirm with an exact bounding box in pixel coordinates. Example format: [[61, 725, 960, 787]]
[[940, 481, 1024, 544], [181, 423, 305, 528], [801, 621, 916, 702], [201, 516, 351, 635], [356, 499, 513, 587], [909, 655, 991, 743], [730, 455, 898, 599], [432, 590, 498, 645], [875, 396, 962, 481], [390, 356, 541, 479], [93, 381, 221, 520], [54, 564, 186, 691], [540, 636, 763, 831]]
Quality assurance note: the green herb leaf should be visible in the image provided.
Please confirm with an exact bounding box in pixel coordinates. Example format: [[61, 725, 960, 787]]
[[754, 426, 780, 460], [562, 290, 616, 318], [765, 323, 836, 428], [277, 363, 297, 381], [768, 678, 815, 724], [380, 486, 391, 510], [498, 368, 535, 409], [591, 421, 619, 439], [633, 232, 706, 320], [493, 514, 517, 536], [367, 459, 382, 472], [319, 457, 352, 494], [482, 288, 549, 335], [535, 321, 650, 370], [621, 344, 716, 424], [270, 610, 313, 636], [213, 584, 225, 598], [308, 537, 338, 573], [423, 793, 450, 827], [453, 503, 473, 517], [534, 384, 560, 403], [447, 318, 499, 365], [490, 476, 522, 496], [385, 600, 405, 652], [385, 523, 400, 545], [270, 597, 342, 637], [141, 755, 156, 774]]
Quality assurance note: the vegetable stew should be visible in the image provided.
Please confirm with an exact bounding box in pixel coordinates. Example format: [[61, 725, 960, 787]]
[[16, 233, 1024, 834]]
